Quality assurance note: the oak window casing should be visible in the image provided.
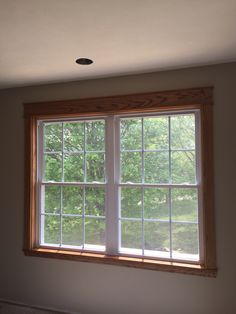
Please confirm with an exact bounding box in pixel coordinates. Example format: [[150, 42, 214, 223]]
[[24, 87, 216, 277]]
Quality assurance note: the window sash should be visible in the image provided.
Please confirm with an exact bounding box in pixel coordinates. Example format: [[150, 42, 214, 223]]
[[36, 110, 201, 263]]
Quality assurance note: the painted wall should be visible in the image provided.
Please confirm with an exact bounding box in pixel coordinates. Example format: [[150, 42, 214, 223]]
[[0, 63, 235, 314]]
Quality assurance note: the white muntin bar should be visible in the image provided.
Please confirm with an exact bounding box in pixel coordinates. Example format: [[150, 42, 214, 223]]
[[42, 182, 106, 187], [118, 183, 197, 188]]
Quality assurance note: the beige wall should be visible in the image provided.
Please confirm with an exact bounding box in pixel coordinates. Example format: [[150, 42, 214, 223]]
[[0, 63, 235, 314]]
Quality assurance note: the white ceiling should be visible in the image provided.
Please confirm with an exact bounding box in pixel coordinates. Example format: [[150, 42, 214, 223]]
[[0, 0, 236, 89]]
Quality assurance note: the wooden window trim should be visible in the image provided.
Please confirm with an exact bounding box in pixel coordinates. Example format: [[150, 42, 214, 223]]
[[23, 86, 216, 277]]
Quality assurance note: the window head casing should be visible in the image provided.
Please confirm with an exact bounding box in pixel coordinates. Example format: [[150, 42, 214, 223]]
[[24, 87, 216, 276]]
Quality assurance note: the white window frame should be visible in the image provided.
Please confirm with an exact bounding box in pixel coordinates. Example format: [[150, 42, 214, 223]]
[[36, 110, 202, 264]]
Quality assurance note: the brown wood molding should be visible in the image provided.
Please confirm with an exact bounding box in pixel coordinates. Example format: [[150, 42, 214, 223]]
[[24, 87, 213, 117], [24, 248, 217, 277]]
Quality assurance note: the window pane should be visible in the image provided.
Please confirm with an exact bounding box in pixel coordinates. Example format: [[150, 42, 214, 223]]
[[86, 153, 105, 182], [85, 187, 105, 216], [44, 185, 61, 214], [62, 217, 83, 246], [86, 120, 105, 151], [171, 151, 196, 184], [64, 122, 84, 152], [120, 118, 142, 150], [144, 152, 169, 183], [43, 215, 60, 245], [44, 154, 62, 182], [121, 188, 142, 218], [172, 223, 199, 256], [62, 186, 83, 214], [121, 152, 142, 183], [171, 114, 195, 149], [144, 188, 169, 220], [144, 222, 170, 252], [85, 218, 105, 245], [121, 220, 142, 249], [64, 153, 84, 182], [144, 117, 169, 150], [44, 123, 62, 152], [171, 188, 198, 222]]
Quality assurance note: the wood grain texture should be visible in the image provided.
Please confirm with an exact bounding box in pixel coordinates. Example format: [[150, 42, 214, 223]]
[[24, 87, 213, 118], [201, 103, 216, 269], [23, 86, 216, 276], [24, 116, 37, 250]]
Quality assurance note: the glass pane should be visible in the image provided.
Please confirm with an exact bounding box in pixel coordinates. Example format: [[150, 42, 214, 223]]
[[64, 153, 84, 182], [44, 123, 62, 152], [121, 188, 142, 218], [85, 187, 105, 216], [64, 122, 84, 152], [144, 117, 169, 150], [171, 188, 198, 222], [85, 218, 105, 245], [44, 154, 62, 182], [62, 186, 83, 214], [62, 216, 83, 246], [144, 188, 169, 220], [43, 215, 60, 244], [86, 153, 105, 182], [44, 185, 61, 214], [120, 118, 142, 150], [121, 220, 142, 249], [86, 120, 105, 151], [171, 114, 195, 149], [144, 152, 169, 183], [144, 222, 170, 252], [171, 151, 196, 184], [172, 223, 199, 256], [121, 152, 142, 183]]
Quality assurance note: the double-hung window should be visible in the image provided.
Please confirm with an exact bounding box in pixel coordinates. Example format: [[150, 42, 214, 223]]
[[24, 87, 216, 276]]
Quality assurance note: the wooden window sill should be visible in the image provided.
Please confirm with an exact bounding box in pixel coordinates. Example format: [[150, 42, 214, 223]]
[[24, 248, 217, 277]]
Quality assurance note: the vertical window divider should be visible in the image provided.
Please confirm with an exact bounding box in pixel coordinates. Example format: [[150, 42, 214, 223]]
[[168, 116, 173, 259], [83, 122, 86, 248], [105, 116, 119, 255], [60, 123, 64, 247], [141, 118, 145, 256]]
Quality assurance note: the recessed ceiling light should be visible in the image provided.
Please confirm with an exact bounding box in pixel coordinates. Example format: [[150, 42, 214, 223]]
[[76, 58, 93, 65]]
